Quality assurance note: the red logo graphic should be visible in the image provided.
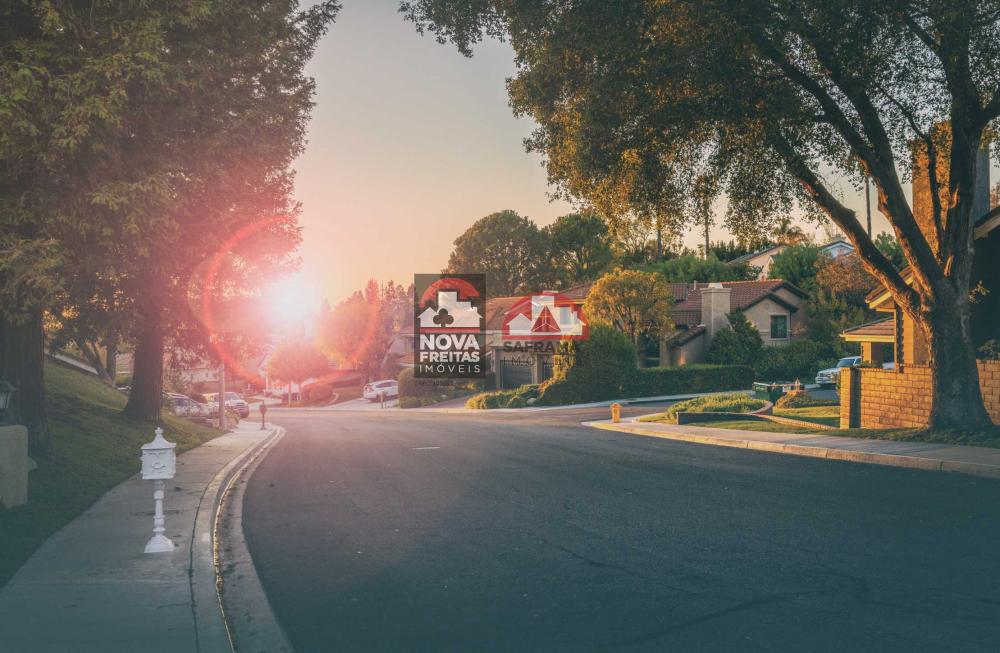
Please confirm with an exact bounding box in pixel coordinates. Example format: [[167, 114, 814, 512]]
[[502, 292, 588, 340]]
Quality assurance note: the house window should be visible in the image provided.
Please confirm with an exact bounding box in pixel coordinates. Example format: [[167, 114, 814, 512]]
[[770, 314, 788, 339]]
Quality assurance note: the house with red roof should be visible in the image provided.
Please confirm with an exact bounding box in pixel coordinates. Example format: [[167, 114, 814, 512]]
[[481, 278, 809, 389]]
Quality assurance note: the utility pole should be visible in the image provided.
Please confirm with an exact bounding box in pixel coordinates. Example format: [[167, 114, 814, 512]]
[[865, 177, 872, 235], [218, 361, 227, 430]]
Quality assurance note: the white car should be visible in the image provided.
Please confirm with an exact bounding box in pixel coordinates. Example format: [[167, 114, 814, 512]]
[[815, 356, 862, 388], [815, 356, 897, 387], [204, 391, 250, 418], [363, 380, 399, 402]]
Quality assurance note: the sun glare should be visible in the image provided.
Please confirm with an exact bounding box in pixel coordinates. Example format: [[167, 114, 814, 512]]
[[267, 276, 321, 327]]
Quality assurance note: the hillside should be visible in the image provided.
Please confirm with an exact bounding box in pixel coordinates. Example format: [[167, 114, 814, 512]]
[[0, 362, 222, 587]]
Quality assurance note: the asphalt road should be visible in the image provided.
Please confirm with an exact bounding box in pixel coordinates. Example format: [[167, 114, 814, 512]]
[[244, 406, 1000, 652]]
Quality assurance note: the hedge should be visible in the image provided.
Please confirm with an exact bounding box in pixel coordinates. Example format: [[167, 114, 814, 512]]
[[534, 363, 755, 406], [628, 364, 755, 397], [753, 340, 839, 382], [466, 385, 539, 409]]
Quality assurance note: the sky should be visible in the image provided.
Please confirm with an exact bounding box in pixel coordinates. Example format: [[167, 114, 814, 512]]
[[289, 1, 892, 310]]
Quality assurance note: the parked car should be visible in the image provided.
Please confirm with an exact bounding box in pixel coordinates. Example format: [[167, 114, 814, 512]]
[[165, 393, 208, 418], [363, 380, 399, 402], [815, 356, 862, 388], [204, 391, 250, 418], [815, 356, 897, 387]]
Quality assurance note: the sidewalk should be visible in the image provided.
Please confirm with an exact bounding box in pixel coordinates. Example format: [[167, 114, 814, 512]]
[[588, 417, 1000, 479], [0, 421, 281, 653]]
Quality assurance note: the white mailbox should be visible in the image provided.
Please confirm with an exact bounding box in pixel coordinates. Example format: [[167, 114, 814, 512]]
[[141, 427, 176, 480], [140, 427, 177, 553]]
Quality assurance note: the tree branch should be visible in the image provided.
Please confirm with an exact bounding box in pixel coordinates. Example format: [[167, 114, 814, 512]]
[[745, 21, 942, 294], [770, 134, 921, 316]]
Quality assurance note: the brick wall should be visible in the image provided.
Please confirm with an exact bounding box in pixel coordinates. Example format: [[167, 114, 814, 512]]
[[840, 361, 1000, 429]]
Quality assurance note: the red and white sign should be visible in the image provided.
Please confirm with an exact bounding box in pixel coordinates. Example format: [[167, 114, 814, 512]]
[[502, 292, 588, 341]]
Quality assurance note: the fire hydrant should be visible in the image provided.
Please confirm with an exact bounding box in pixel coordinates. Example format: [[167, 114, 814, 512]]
[[611, 403, 622, 423]]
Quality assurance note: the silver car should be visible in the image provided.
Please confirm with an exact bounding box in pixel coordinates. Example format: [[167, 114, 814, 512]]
[[815, 356, 862, 388]]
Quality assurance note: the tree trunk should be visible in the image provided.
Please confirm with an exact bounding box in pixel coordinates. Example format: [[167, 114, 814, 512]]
[[920, 301, 992, 431], [0, 309, 50, 455], [123, 317, 164, 421], [105, 336, 118, 385]]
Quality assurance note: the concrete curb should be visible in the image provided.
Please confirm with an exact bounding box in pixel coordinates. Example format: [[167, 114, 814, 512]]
[[411, 390, 741, 414], [215, 426, 293, 653], [189, 424, 283, 653], [586, 420, 1000, 479]]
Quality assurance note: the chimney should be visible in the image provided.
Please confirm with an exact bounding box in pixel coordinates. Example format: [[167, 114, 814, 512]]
[[701, 283, 731, 340], [911, 124, 990, 252]]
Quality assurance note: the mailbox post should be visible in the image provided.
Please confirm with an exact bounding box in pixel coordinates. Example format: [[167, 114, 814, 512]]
[[141, 427, 177, 553]]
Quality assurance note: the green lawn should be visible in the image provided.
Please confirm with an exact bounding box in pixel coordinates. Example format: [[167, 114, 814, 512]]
[[0, 363, 222, 588], [773, 405, 841, 427], [639, 392, 767, 424], [687, 404, 1000, 449]]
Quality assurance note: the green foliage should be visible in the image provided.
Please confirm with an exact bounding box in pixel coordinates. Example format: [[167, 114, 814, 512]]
[[642, 392, 766, 423], [629, 365, 756, 397], [978, 340, 1000, 360], [754, 341, 840, 383], [584, 269, 674, 352], [398, 367, 480, 408], [708, 239, 775, 262], [768, 245, 821, 292], [537, 325, 638, 405], [318, 280, 408, 381], [466, 385, 539, 409], [775, 391, 839, 409], [446, 210, 550, 296], [655, 254, 756, 283], [535, 322, 754, 405], [705, 311, 764, 367], [266, 339, 329, 386], [544, 213, 613, 286], [401, 0, 999, 430], [874, 233, 906, 270]]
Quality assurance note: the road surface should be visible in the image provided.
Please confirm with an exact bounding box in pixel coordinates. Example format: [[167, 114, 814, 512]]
[[243, 406, 1000, 652]]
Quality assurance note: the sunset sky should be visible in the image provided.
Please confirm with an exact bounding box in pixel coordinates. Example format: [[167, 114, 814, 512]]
[[291, 1, 891, 309]]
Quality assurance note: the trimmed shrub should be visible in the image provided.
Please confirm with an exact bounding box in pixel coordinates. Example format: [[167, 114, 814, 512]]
[[754, 340, 839, 382], [629, 364, 755, 397], [644, 392, 766, 423], [774, 390, 838, 409], [705, 311, 763, 368], [399, 397, 423, 409], [536, 325, 637, 405], [466, 384, 538, 409]]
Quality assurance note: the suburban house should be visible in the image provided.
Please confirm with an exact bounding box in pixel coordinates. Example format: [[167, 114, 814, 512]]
[[483, 279, 808, 389], [730, 239, 855, 279], [839, 142, 1000, 428], [660, 280, 809, 366]]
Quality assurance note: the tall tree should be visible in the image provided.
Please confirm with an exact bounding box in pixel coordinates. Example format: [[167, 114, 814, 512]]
[[119, 0, 336, 420], [318, 280, 407, 382], [266, 338, 330, 404], [584, 269, 674, 362], [543, 213, 613, 287], [445, 210, 550, 296], [0, 3, 165, 451], [402, 0, 1000, 428]]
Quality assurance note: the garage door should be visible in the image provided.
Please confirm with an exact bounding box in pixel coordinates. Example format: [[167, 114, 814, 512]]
[[499, 355, 534, 389]]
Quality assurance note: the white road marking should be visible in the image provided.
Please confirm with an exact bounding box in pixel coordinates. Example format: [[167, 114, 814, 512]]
[[413, 446, 441, 450]]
